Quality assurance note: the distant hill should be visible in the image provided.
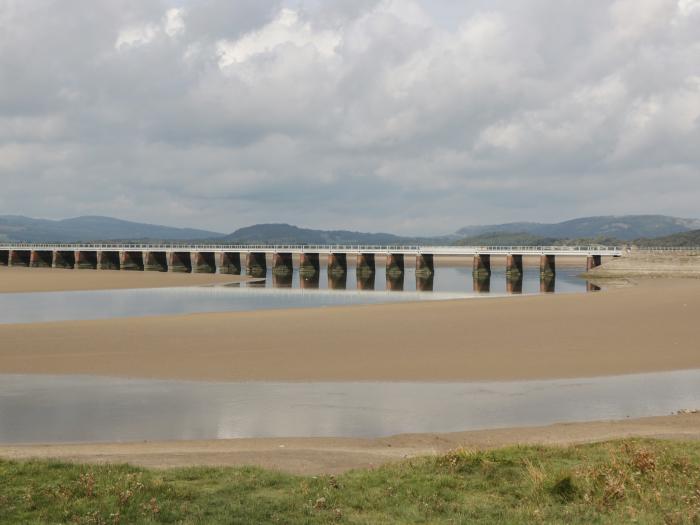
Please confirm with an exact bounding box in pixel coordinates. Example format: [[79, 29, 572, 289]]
[[456, 215, 700, 241], [633, 229, 700, 247], [220, 223, 417, 245], [0, 215, 222, 243]]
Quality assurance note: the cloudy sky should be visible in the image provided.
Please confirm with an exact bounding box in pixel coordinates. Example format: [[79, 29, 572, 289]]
[[0, 0, 698, 234]]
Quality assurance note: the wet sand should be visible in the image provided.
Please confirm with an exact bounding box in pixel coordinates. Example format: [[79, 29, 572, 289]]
[[0, 266, 250, 293], [0, 278, 697, 381], [1, 413, 698, 475]]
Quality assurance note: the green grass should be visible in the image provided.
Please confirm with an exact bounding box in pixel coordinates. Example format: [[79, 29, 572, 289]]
[[2, 439, 700, 524]]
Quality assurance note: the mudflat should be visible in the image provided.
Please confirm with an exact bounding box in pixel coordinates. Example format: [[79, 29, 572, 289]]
[[1, 413, 698, 475], [0, 277, 698, 381], [0, 266, 249, 293]]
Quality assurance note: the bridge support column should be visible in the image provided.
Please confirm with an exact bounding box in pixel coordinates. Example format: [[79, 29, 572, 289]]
[[300, 272, 320, 289], [272, 253, 293, 276], [328, 272, 347, 290], [144, 251, 168, 272], [75, 251, 97, 270], [586, 255, 602, 271], [272, 272, 293, 288], [416, 273, 434, 292], [540, 274, 555, 293], [0, 249, 8, 266], [473, 274, 490, 293], [356, 253, 375, 276], [415, 254, 434, 276], [540, 254, 556, 276], [506, 274, 523, 294], [246, 252, 267, 277], [357, 273, 375, 290], [386, 273, 404, 291], [53, 250, 75, 269], [9, 250, 31, 267], [506, 254, 523, 277], [472, 254, 491, 278], [192, 251, 216, 273], [30, 250, 53, 268], [120, 251, 144, 271], [168, 252, 192, 273], [299, 253, 320, 276], [386, 254, 404, 277], [98, 251, 120, 270], [219, 252, 241, 275], [327, 253, 347, 275]]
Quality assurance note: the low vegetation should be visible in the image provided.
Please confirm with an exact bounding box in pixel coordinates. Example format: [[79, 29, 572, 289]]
[[1, 439, 699, 524]]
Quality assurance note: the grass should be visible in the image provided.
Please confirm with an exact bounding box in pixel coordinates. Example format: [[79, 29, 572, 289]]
[[1, 439, 700, 524]]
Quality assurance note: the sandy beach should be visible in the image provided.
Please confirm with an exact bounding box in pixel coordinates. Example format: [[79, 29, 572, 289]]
[[0, 266, 251, 293], [0, 274, 697, 382], [1, 413, 698, 475]]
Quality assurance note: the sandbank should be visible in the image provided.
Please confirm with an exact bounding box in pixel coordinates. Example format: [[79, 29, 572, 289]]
[[1, 413, 698, 475], [0, 278, 698, 382]]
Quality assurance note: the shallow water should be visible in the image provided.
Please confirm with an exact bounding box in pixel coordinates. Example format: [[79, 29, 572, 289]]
[[0, 266, 595, 324], [0, 371, 698, 443]]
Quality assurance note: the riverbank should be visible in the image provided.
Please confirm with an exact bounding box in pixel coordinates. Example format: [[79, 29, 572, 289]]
[[0, 278, 697, 381], [0, 266, 250, 292], [1, 412, 698, 474], [585, 250, 700, 278]]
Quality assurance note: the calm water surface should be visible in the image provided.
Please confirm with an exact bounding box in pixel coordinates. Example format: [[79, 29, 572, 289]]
[[0, 266, 596, 324], [0, 371, 698, 443]]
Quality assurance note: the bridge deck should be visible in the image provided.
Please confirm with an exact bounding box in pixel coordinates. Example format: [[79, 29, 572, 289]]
[[0, 244, 622, 256]]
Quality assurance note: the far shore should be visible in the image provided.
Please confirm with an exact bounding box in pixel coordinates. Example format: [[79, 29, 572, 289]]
[[1, 413, 698, 475], [0, 266, 251, 293]]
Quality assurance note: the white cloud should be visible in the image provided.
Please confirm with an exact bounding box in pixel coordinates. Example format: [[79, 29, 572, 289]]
[[216, 8, 340, 67], [1, 0, 699, 233]]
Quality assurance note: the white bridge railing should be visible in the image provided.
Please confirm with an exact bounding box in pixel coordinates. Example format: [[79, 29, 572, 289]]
[[0, 242, 623, 256]]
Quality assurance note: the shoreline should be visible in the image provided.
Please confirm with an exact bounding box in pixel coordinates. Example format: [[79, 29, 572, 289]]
[[1, 412, 698, 475]]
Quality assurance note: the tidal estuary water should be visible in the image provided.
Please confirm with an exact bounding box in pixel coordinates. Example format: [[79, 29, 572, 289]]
[[1, 370, 699, 443], [0, 266, 594, 324]]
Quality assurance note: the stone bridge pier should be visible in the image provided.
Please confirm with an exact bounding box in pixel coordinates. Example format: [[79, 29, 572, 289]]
[[272, 253, 293, 276], [30, 250, 53, 268], [53, 251, 75, 269], [327, 253, 347, 275], [9, 250, 31, 267], [586, 255, 602, 271], [299, 253, 320, 275], [246, 252, 267, 277], [540, 255, 556, 276], [120, 251, 144, 271], [416, 274, 434, 292], [168, 252, 192, 273], [219, 252, 241, 275], [386, 254, 404, 277], [386, 273, 404, 291], [0, 249, 8, 266], [192, 251, 216, 273], [144, 251, 168, 272], [473, 254, 491, 279], [506, 274, 523, 294], [328, 272, 347, 290], [473, 274, 490, 293], [75, 251, 98, 270], [540, 274, 555, 293], [416, 254, 434, 276], [356, 253, 375, 276], [506, 254, 523, 277], [357, 272, 375, 290], [300, 272, 320, 289], [98, 251, 120, 270]]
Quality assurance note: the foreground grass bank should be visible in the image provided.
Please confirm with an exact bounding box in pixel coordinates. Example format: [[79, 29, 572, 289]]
[[1, 439, 699, 524]]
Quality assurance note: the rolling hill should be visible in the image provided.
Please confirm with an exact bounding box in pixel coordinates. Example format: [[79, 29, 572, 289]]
[[0, 216, 223, 243]]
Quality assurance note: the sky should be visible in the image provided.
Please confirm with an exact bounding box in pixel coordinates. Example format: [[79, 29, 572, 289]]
[[0, 0, 698, 235]]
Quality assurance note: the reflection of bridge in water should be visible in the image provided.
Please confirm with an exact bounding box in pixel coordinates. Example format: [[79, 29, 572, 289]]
[[0, 243, 619, 293]]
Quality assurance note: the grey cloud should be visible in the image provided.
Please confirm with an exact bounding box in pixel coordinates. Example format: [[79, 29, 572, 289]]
[[0, 0, 698, 234]]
